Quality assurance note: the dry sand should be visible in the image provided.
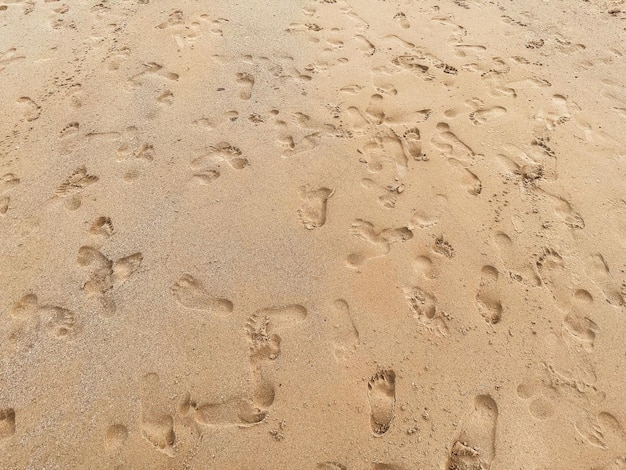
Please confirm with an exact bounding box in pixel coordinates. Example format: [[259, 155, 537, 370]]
[[1, 0, 626, 468]]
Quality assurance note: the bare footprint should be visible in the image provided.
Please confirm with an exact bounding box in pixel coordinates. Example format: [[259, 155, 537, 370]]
[[347, 220, 413, 268], [447, 395, 498, 470], [236, 72, 255, 100], [401, 127, 421, 160], [246, 304, 308, 362], [586, 254, 624, 307], [0, 408, 15, 438], [448, 158, 482, 195], [317, 463, 347, 470], [329, 299, 359, 361], [104, 424, 128, 452], [469, 106, 507, 125], [171, 274, 233, 314], [193, 397, 267, 427], [394, 12, 410, 29], [563, 290, 599, 353], [403, 286, 449, 336], [368, 370, 396, 436], [431, 122, 478, 165], [140, 373, 175, 457], [298, 187, 334, 229], [476, 266, 502, 324], [54, 166, 98, 211], [361, 178, 402, 209]]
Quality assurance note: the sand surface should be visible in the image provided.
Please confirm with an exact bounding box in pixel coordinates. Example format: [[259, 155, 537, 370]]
[[1, 0, 626, 468]]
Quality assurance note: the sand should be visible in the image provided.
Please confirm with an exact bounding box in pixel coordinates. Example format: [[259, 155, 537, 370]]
[[1, 0, 626, 468]]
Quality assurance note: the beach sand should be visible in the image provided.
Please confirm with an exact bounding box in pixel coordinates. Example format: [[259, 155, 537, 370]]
[[1, 0, 626, 468]]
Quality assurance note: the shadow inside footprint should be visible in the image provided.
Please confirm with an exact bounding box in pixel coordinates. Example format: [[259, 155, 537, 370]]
[[368, 370, 396, 436]]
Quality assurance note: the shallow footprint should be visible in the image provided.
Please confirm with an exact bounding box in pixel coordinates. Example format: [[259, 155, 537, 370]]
[[171, 274, 233, 314], [246, 304, 308, 361], [140, 373, 175, 457], [447, 395, 498, 470], [236, 72, 255, 100], [448, 158, 482, 195], [0, 408, 15, 439], [193, 397, 267, 427], [298, 187, 334, 229], [329, 299, 359, 361], [476, 266, 502, 324], [368, 369, 396, 436]]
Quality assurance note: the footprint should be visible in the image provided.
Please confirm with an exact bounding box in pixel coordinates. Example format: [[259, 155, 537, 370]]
[[11, 294, 77, 339], [447, 158, 482, 195], [139, 373, 176, 457], [413, 255, 438, 280], [344, 106, 370, 136], [191, 142, 249, 171], [192, 169, 221, 185], [476, 266, 502, 324], [246, 304, 308, 362], [365, 94, 385, 124], [516, 382, 555, 421], [404, 286, 437, 321], [562, 291, 599, 353], [129, 62, 179, 86], [192, 397, 267, 427], [536, 247, 572, 308], [171, 274, 233, 314], [184, 365, 274, 428], [394, 12, 410, 29], [40, 305, 78, 339], [347, 220, 413, 268], [317, 463, 347, 470], [361, 178, 402, 209], [89, 216, 114, 244], [105, 424, 128, 451], [469, 106, 507, 125], [298, 187, 334, 229], [575, 411, 626, 450], [540, 189, 585, 229], [586, 254, 624, 307], [17, 96, 41, 122], [368, 370, 396, 436], [329, 299, 359, 361], [77, 245, 143, 316], [354, 34, 375, 56], [409, 195, 447, 229], [361, 129, 408, 175], [446, 395, 498, 470], [0, 408, 15, 438], [431, 122, 478, 165], [401, 127, 421, 160], [10, 294, 39, 319], [236, 72, 255, 100], [1, 173, 20, 194], [494, 231, 541, 287], [54, 166, 98, 211]]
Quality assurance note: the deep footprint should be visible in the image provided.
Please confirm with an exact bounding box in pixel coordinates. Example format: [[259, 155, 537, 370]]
[[368, 369, 396, 436]]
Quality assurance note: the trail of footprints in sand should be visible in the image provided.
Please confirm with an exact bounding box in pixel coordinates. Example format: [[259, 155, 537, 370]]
[[136, 279, 314, 454]]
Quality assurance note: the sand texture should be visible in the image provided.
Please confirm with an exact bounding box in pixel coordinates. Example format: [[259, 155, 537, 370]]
[[1, 0, 626, 468]]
